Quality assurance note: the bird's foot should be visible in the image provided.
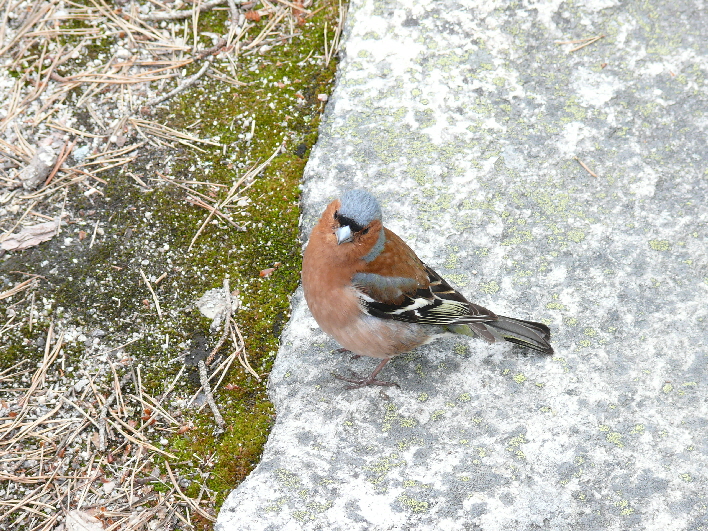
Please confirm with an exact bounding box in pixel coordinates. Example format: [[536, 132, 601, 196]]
[[334, 373, 399, 390]]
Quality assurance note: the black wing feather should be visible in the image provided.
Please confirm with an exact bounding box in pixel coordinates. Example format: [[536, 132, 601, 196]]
[[360, 264, 497, 325]]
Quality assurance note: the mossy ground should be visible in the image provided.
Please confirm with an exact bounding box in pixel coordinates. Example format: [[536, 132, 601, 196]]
[[0, 0, 344, 525]]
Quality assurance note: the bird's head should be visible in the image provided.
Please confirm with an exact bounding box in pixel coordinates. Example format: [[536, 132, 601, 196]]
[[329, 189, 386, 263], [333, 189, 382, 244]]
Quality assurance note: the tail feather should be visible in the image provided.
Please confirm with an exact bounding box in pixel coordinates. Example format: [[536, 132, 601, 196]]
[[485, 316, 554, 355], [446, 322, 496, 343]]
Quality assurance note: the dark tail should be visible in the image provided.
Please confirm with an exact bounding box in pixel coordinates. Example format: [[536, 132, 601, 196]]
[[486, 316, 554, 355]]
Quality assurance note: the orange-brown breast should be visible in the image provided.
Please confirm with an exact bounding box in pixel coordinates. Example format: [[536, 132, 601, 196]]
[[302, 200, 361, 335]]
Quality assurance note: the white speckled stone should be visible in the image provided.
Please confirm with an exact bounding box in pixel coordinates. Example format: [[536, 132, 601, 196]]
[[217, 0, 708, 529]]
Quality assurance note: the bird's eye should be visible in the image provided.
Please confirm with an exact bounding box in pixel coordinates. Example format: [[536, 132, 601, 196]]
[[362, 227, 369, 235]]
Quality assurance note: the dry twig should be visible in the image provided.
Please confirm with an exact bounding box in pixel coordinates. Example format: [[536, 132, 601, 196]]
[[556, 34, 605, 53], [574, 156, 598, 178], [206, 278, 235, 365], [187, 143, 282, 250], [141, 0, 228, 21], [164, 461, 215, 521], [140, 268, 163, 319], [197, 360, 226, 433], [0, 275, 40, 301], [146, 57, 214, 107], [98, 372, 133, 452]]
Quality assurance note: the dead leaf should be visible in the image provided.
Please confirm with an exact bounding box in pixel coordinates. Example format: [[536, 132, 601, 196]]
[[260, 267, 275, 277], [244, 10, 261, 21], [293, 0, 306, 25], [17, 135, 62, 190], [0, 220, 60, 251]]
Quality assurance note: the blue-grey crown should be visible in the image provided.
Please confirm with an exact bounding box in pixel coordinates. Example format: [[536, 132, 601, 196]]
[[338, 189, 382, 227]]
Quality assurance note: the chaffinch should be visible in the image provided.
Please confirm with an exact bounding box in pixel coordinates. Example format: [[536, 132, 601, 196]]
[[302, 189, 553, 389]]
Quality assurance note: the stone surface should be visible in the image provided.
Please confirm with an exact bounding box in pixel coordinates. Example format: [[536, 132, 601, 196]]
[[217, 0, 708, 529]]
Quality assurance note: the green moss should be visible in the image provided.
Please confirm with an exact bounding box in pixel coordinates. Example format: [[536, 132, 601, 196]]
[[151, 2, 344, 512]]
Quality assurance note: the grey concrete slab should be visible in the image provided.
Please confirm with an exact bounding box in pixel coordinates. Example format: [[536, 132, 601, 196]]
[[216, 0, 708, 529]]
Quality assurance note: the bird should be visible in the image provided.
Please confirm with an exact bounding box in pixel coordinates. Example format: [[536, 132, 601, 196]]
[[301, 189, 553, 389]]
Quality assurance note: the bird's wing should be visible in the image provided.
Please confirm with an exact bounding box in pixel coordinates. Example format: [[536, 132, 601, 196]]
[[352, 265, 497, 325]]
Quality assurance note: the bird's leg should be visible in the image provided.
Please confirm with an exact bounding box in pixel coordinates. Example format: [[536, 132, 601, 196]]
[[335, 358, 398, 389]]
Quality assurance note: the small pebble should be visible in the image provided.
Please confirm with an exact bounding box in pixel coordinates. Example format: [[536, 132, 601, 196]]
[[103, 481, 116, 495]]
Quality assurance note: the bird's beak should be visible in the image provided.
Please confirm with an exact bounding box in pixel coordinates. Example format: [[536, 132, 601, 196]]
[[335, 225, 353, 245]]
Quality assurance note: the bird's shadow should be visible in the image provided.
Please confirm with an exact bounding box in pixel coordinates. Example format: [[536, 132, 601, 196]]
[[326, 337, 551, 392]]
